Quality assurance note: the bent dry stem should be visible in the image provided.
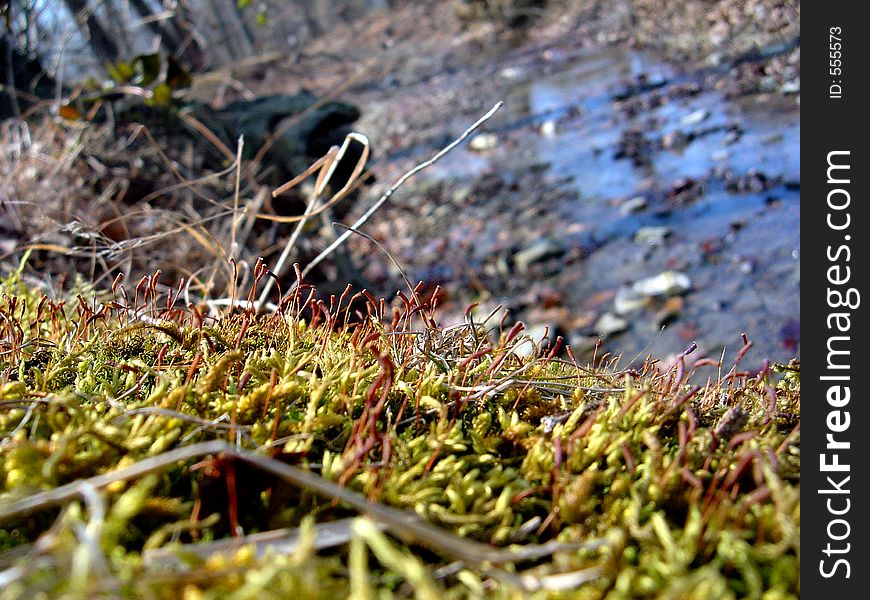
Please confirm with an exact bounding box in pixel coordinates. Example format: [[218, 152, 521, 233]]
[[256, 102, 503, 311]]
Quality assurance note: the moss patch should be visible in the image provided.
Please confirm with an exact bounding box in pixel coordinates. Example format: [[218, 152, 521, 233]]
[[0, 272, 799, 598]]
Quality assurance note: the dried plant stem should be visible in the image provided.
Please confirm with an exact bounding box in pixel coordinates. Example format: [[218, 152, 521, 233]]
[[256, 133, 371, 311], [256, 102, 503, 311], [0, 440, 600, 570], [229, 135, 244, 261], [143, 517, 380, 566], [296, 101, 503, 288], [332, 223, 417, 308]]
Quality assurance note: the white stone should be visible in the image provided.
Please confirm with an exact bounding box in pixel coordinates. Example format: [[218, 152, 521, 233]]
[[469, 132, 498, 152], [594, 313, 628, 337], [632, 271, 691, 297], [634, 226, 671, 246], [680, 109, 709, 126], [614, 286, 647, 315]]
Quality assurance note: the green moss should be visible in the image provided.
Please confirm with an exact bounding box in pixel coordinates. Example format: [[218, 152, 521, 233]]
[[0, 273, 799, 598]]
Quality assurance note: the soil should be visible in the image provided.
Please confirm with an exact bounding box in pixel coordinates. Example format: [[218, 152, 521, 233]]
[[216, 0, 800, 368], [25, 0, 795, 369]]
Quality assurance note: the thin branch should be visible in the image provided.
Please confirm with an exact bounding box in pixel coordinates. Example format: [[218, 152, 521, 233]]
[[293, 101, 503, 291]]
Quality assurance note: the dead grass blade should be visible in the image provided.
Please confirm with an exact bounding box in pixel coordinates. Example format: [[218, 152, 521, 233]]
[[142, 518, 379, 567], [255, 132, 371, 310], [0, 440, 603, 570]]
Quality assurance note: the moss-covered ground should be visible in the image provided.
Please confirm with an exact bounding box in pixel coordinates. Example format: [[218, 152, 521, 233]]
[[0, 269, 799, 599]]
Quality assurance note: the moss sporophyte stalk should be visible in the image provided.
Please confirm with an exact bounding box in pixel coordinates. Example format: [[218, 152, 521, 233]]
[[0, 272, 799, 598]]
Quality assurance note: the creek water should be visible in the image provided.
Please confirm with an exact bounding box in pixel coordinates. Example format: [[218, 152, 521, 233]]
[[374, 43, 800, 365]]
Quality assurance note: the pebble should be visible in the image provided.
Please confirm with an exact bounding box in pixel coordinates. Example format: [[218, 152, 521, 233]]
[[724, 130, 741, 145], [662, 130, 690, 150], [632, 270, 692, 297], [619, 196, 648, 215], [655, 296, 685, 327], [758, 75, 778, 93], [469, 132, 499, 152], [513, 239, 564, 273], [540, 120, 558, 136], [568, 333, 598, 353], [450, 185, 473, 204], [512, 324, 552, 359], [737, 257, 756, 274], [705, 52, 724, 67], [614, 286, 648, 315], [680, 108, 709, 125], [495, 256, 511, 276], [634, 226, 671, 246], [613, 271, 691, 316], [594, 312, 628, 337], [781, 79, 800, 94]]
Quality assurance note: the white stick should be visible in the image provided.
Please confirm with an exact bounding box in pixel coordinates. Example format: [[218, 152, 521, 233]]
[[293, 101, 504, 293]]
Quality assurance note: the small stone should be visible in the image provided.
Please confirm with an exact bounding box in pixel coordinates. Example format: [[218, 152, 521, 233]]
[[495, 256, 511, 276], [667, 177, 702, 204], [512, 324, 552, 359], [568, 333, 598, 353], [647, 72, 667, 88], [738, 258, 756, 274], [711, 149, 729, 161], [714, 406, 749, 440], [634, 226, 671, 246], [781, 79, 800, 94], [594, 313, 628, 337], [469, 132, 498, 152], [513, 239, 565, 273], [620, 196, 648, 215], [680, 109, 709, 126], [705, 52, 724, 67], [632, 271, 691, 297], [758, 76, 778, 93], [663, 130, 689, 150], [450, 185, 473, 204], [724, 130, 741, 145], [614, 286, 648, 315], [432, 204, 451, 219], [655, 296, 685, 327], [540, 120, 557, 136]]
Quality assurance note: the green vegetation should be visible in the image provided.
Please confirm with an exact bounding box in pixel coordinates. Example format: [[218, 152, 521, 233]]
[[0, 268, 799, 598]]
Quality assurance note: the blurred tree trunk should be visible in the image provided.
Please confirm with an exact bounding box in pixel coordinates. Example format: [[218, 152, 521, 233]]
[[169, 0, 208, 70], [129, 0, 164, 39], [129, 0, 206, 71], [294, 0, 322, 37], [3, 1, 23, 119], [1, 35, 57, 118], [103, 0, 133, 58], [62, 0, 119, 64], [210, 0, 254, 61]]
